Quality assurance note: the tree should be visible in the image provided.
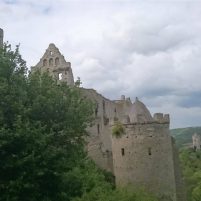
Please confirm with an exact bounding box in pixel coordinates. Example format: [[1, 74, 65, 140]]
[[73, 185, 158, 201], [0, 44, 93, 201], [180, 149, 201, 201]]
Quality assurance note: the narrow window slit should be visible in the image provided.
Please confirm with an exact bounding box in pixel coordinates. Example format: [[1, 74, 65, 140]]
[[121, 148, 125, 156], [148, 147, 152, 156]]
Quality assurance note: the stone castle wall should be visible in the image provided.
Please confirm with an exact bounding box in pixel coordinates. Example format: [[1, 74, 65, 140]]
[[172, 139, 186, 201], [80, 88, 132, 172], [111, 121, 180, 201], [26, 40, 186, 201]]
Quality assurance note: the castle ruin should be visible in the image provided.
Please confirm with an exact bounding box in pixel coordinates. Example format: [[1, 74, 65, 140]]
[[31, 43, 185, 201], [192, 133, 201, 151], [0, 28, 185, 201]]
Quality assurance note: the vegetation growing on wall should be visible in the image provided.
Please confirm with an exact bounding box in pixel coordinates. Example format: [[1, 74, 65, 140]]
[[112, 121, 125, 137]]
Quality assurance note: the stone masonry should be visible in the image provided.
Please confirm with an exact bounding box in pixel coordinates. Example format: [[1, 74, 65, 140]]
[[30, 42, 185, 201], [31, 43, 74, 86], [192, 133, 201, 151]]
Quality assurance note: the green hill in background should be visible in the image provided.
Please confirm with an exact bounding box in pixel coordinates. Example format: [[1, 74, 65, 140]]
[[170, 127, 201, 148]]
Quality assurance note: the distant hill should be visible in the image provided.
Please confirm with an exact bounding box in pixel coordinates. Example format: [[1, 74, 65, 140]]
[[170, 127, 201, 148]]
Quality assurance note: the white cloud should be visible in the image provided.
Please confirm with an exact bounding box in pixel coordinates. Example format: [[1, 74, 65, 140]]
[[1, 0, 201, 128]]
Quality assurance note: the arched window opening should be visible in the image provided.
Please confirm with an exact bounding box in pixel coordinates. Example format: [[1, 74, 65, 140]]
[[43, 59, 47, 66], [55, 57, 59, 66], [49, 58, 53, 66], [50, 51, 53, 55], [59, 73, 63, 80]]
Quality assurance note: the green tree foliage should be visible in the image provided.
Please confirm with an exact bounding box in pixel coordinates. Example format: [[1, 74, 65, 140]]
[[73, 185, 157, 201], [0, 44, 93, 201], [0, 44, 158, 201], [180, 149, 201, 201]]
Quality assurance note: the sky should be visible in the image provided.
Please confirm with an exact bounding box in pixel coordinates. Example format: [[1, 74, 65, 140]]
[[1, 0, 201, 128]]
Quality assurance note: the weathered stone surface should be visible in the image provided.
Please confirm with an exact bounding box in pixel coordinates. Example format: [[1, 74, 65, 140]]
[[31, 43, 74, 86], [192, 133, 201, 151], [32, 43, 186, 201]]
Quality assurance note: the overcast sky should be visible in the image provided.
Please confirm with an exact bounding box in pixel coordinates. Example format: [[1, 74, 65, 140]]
[[1, 0, 201, 128]]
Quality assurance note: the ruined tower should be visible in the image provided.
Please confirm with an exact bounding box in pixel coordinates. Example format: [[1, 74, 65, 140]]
[[0, 28, 3, 48], [31, 43, 74, 85], [192, 133, 201, 151], [111, 98, 185, 201]]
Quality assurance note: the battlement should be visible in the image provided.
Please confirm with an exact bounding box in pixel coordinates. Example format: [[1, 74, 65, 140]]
[[153, 113, 170, 123], [114, 95, 132, 104]]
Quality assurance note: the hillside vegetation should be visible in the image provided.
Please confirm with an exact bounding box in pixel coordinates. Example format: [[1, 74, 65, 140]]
[[171, 127, 201, 200], [180, 149, 201, 201], [171, 127, 201, 148]]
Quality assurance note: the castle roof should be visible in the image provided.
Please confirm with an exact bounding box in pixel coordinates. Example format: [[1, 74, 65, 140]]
[[129, 97, 153, 123]]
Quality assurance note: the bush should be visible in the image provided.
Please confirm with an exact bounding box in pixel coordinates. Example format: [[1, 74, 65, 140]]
[[112, 121, 125, 137]]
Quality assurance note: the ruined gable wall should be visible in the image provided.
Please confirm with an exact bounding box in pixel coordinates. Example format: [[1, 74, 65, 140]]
[[31, 44, 74, 85]]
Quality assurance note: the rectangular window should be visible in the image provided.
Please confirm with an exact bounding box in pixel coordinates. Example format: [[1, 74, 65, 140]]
[[148, 147, 152, 155], [121, 148, 125, 156], [97, 124, 100, 134]]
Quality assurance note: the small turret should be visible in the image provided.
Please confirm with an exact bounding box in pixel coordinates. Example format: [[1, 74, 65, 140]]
[[192, 133, 201, 151], [121, 95, 125, 100], [0, 28, 3, 48], [153, 113, 170, 123]]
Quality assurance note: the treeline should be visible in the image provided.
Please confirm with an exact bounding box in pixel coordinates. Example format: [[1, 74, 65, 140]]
[[0, 44, 158, 201], [180, 149, 201, 201], [171, 127, 201, 148]]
